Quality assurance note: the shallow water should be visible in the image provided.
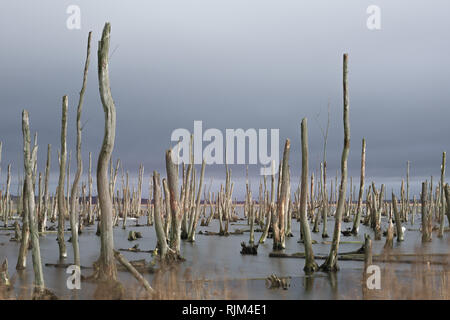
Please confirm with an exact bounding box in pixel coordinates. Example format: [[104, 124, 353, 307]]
[[0, 208, 449, 299]]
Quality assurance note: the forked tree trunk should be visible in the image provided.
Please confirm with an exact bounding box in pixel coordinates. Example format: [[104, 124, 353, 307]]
[[392, 193, 404, 241], [320, 53, 350, 272], [351, 138, 365, 235], [69, 31, 92, 267], [57, 96, 68, 259], [22, 110, 45, 293], [299, 118, 318, 274], [95, 22, 117, 280], [273, 139, 290, 250]]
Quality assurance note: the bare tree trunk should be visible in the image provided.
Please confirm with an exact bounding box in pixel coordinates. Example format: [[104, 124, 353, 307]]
[[438, 152, 446, 237], [445, 184, 450, 225], [273, 139, 290, 250], [40, 145, 51, 233], [351, 138, 365, 235], [95, 22, 117, 280], [57, 96, 68, 259], [4, 164, 10, 228], [69, 31, 92, 267], [299, 118, 318, 274], [166, 149, 182, 258], [153, 171, 169, 260], [22, 110, 45, 293], [320, 53, 350, 272], [421, 181, 432, 243], [188, 159, 205, 241], [392, 193, 404, 241]]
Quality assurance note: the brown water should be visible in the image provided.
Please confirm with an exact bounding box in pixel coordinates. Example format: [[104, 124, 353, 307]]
[[0, 208, 449, 299]]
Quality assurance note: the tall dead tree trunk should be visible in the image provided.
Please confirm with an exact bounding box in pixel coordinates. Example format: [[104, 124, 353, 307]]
[[166, 149, 182, 258], [351, 138, 365, 235], [153, 171, 169, 260], [69, 31, 92, 267], [421, 181, 432, 243], [392, 193, 404, 241], [95, 22, 117, 280], [22, 110, 45, 293], [40, 144, 51, 232], [273, 139, 290, 250], [438, 152, 446, 238], [299, 118, 318, 274], [57, 96, 68, 259], [188, 159, 205, 242], [320, 53, 350, 272]]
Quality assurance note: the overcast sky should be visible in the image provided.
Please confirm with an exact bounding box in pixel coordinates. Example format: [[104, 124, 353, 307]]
[[0, 0, 449, 198]]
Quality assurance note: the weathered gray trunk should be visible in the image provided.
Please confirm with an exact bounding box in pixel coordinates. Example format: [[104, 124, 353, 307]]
[[351, 138, 365, 235], [392, 193, 404, 241], [299, 118, 318, 274], [57, 96, 68, 259], [16, 181, 29, 270], [22, 110, 45, 291], [438, 152, 446, 237], [320, 54, 350, 272], [69, 31, 92, 267], [166, 149, 182, 257], [153, 171, 168, 260], [40, 144, 51, 232], [96, 23, 117, 280], [188, 159, 205, 241], [421, 181, 432, 243], [273, 139, 290, 251]]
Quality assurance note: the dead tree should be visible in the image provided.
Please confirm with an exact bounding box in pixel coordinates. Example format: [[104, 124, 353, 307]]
[[351, 138, 365, 235], [299, 118, 318, 274], [320, 53, 350, 272], [421, 181, 432, 243], [273, 139, 290, 250], [57, 96, 68, 259], [438, 152, 446, 238], [95, 22, 117, 280], [69, 31, 92, 267], [153, 171, 169, 260], [187, 159, 206, 242], [166, 149, 183, 258], [392, 193, 404, 241], [40, 145, 51, 232], [22, 110, 45, 294]]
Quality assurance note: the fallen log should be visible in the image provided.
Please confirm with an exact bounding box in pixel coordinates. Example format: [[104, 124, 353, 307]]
[[113, 250, 154, 295]]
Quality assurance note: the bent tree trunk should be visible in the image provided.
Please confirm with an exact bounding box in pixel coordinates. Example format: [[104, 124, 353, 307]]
[[299, 118, 318, 274], [95, 22, 117, 280], [351, 138, 365, 235], [320, 53, 350, 272], [22, 110, 45, 293], [57, 96, 68, 259], [69, 31, 92, 267]]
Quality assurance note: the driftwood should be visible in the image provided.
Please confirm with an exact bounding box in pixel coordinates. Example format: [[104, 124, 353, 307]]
[[113, 250, 154, 295], [265, 274, 290, 290], [118, 244, 153, 254]]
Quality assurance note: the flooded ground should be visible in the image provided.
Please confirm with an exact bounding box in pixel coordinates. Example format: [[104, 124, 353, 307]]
[[0, 207, 449, 299]]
